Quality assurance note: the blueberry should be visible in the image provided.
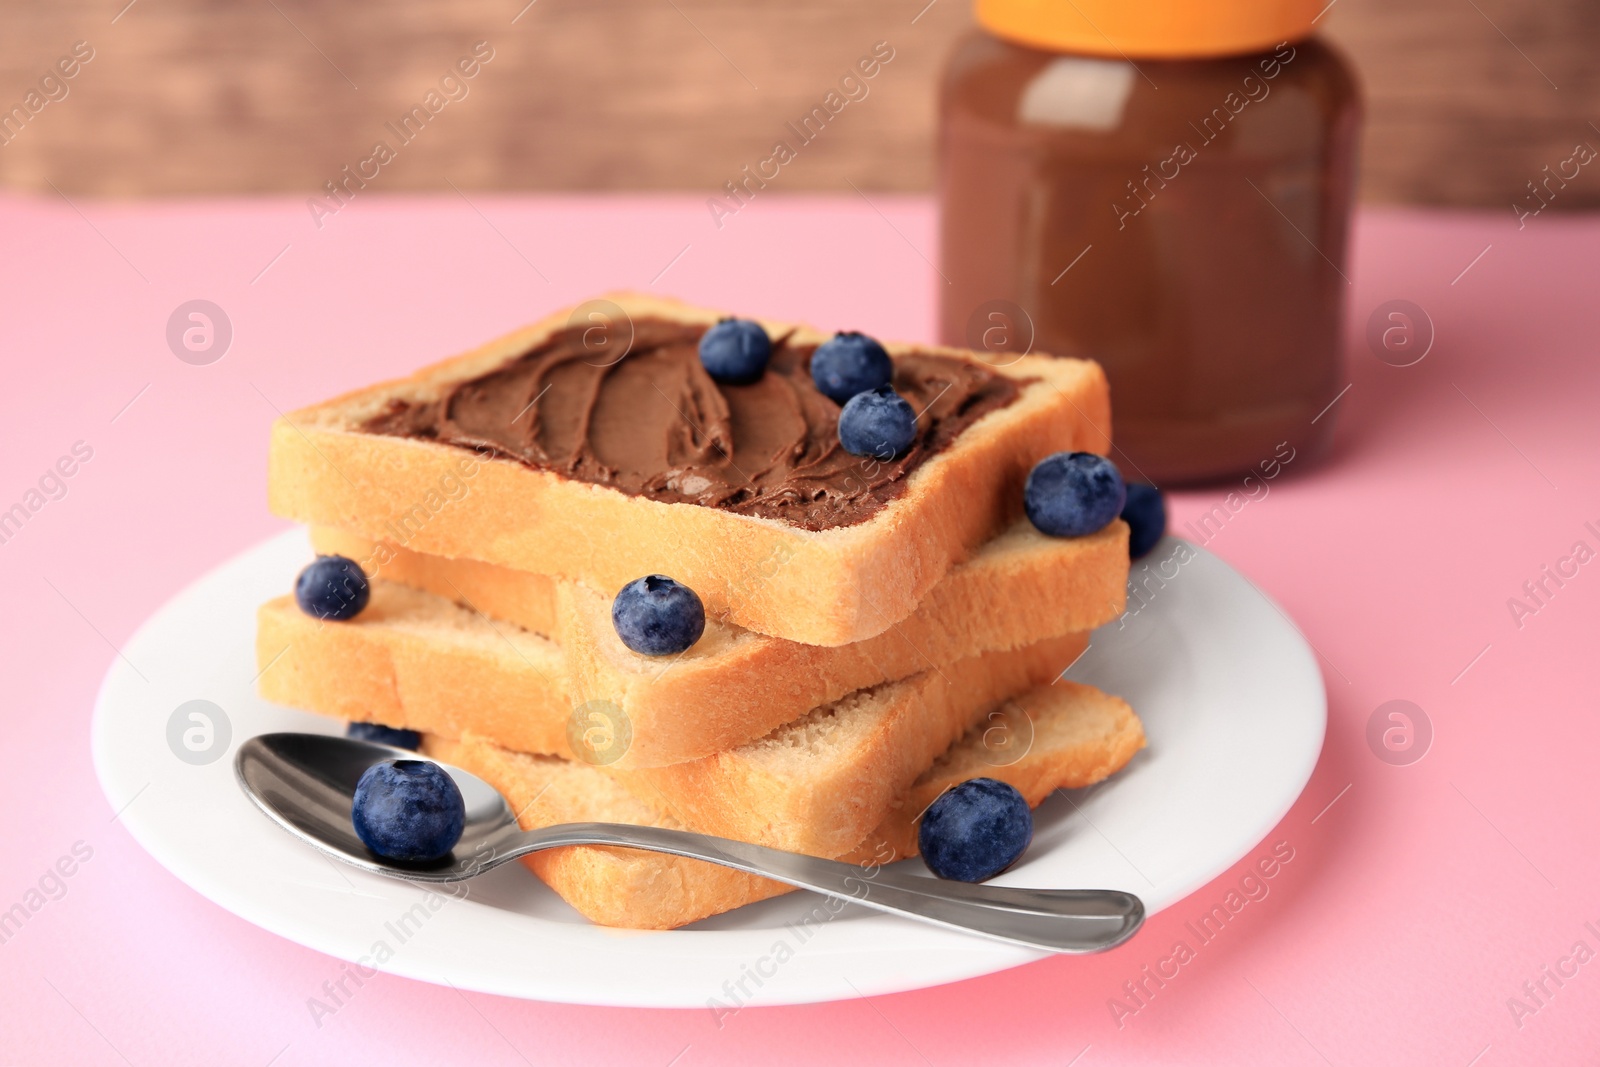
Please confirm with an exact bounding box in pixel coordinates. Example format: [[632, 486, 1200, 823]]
[[351, 759, 465, 863], [611, 575, 705, 656], [1121, 482, 1167, 560], [295, 555, 370, 621], [346, 721, 422, 751], [919, 778, 1034, 883], [699, 318, 772, 384], [1024, 452, 1126, 538], [810, 331, 892, 404], [838, 385, 917, 459]]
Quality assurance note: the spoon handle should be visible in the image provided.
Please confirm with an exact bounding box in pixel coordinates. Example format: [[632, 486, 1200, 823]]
[[517, 822, 1144, 953]]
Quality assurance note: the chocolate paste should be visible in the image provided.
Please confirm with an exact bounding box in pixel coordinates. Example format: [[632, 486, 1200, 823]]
[[362, 320, 1025, 531]]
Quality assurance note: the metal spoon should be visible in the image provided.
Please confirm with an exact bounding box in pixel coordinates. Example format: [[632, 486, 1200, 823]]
[[235, 732, 1144, 954]]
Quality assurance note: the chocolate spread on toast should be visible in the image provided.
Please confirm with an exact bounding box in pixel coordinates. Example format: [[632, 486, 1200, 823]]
[[361, 320, 1026, 531]]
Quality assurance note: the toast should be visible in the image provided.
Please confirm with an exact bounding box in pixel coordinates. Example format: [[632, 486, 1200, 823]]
[[267, 293, 1112, 646], [423, 734, 794, 931], [304, 518, 1127, 765], [608, 633, 1084, 856], [257, 583, 1086, 852], [258, 580, 573, 758], [863, 681, 1147, 859], [421, 681, 1144, 930]]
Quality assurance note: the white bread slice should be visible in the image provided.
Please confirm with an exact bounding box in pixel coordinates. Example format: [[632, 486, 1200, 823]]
[[257, 581, 1087, 852], [304, 518, 1128, 766], [311, 532, 563, 639], [258, 581, 572, 758], [267, 292, 1112, 646], [607, 633, 1084, 857], [862, 681, 1147, 859], [421, 681, 1144, 930], [423, 735, 794, 930]]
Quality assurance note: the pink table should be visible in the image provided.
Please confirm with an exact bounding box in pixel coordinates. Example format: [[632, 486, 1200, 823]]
[[2, 191, 1596, 1065]]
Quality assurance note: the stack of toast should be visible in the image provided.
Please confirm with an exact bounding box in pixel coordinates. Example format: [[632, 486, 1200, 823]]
[[255, 294, 1146, 929]]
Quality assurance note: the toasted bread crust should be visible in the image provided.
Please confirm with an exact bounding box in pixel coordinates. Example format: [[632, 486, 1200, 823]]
[[317, 527, 566, 638], [303, 519, 1127, 766], [268, 293, 1112, 646], [419, 737, 792, 930], [421, 681, 1143, 930], [609, 635, 1087, 857], [257, 583, 573, 758], [864, 681, 1147, 858], [258, 582, 1086, 854]]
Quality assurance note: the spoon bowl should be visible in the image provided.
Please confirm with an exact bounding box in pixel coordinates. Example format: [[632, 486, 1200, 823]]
[[236, 732, 1145, 953], [237, 731, 524, 879]]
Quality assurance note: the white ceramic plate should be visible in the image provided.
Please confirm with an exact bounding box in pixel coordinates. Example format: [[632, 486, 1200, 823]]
[[91, 530, 1325, 1007]]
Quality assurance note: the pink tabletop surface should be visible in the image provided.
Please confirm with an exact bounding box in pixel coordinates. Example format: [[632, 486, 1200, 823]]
[[1, 190, 1597, 1066]]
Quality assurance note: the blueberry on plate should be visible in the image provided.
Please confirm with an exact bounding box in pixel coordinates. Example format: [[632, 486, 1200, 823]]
[[1121, 482, 1167, 560], [1023, 452, 1126, 538], [295, 554, 370, 621], [612, 575, 706, 656], [919, 778, 1034, 883], [346, 721, 422, 751], [838, 385, 917, 459], [351, 759, 466, 863], [699, 318, 772, 384], [810, 331, 892, 404]]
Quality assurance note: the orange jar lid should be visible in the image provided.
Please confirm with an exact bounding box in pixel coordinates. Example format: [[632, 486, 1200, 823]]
[[975, 0, 1322, 58]]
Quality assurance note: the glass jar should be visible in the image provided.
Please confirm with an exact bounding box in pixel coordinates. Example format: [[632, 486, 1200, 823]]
[[938, 1, 1361, 483]]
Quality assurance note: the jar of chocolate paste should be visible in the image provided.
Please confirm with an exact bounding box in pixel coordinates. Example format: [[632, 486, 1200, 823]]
[[938, 0, 1361, 483]]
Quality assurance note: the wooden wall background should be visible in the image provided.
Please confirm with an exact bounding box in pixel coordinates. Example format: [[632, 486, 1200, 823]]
[[0, 0, 1596, 211]]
